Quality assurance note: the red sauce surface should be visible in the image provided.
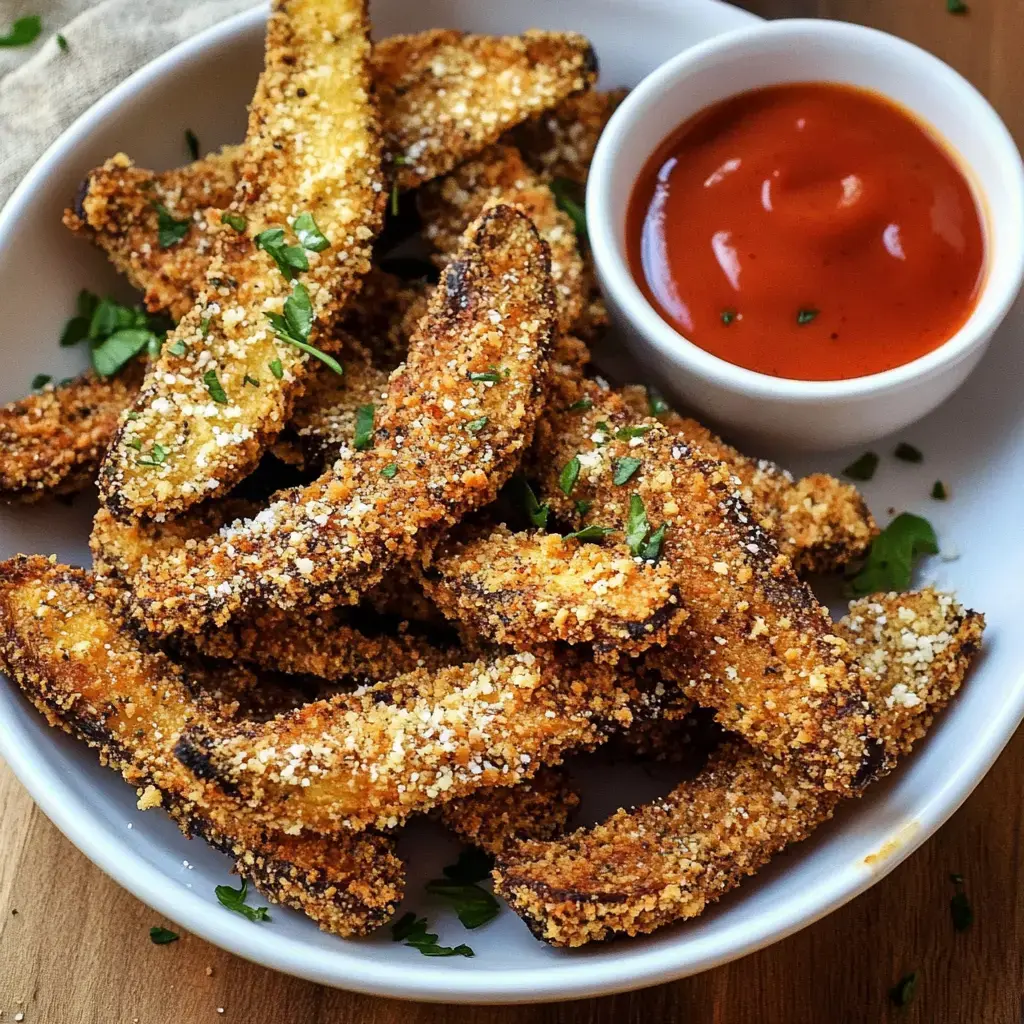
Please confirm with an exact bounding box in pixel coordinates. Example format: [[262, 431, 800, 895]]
[[626, 83, 986, 381]]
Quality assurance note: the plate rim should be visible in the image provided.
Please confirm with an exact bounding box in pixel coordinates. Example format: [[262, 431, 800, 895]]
[[1, 0, 1023, 1004]]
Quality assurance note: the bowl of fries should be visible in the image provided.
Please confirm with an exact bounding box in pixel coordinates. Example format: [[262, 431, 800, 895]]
[[0, 0, 1021, 1004]]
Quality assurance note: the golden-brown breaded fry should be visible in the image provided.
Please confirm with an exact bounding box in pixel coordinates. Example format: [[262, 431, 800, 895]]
[[63, 147, 244, 321], [376, 29, 597, 191], [439, 767, 581, 855], [506, 89, 628, 185], [91, 503, 470, 683], [0, 557, 403, 936], [0, 366, 142, 503], [417, 522, 686, 660], [618, 385, 877, 573], [494, 589, 983, 946], [532, 380, 878, 795], [121, 204, 557, 638], [99, 0, 386, 520], [175, 647, 645, 834], [418, 144, 587, 334]]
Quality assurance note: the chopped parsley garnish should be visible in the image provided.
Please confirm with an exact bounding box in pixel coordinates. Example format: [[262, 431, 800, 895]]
[[168, 340, 187, 358], [847, 512, 938, 595], [565, 524, 615, 543], [200, 316, 211, 336], [575, 498, 592, 516], [947, 0, 968, 13], [184, 129, 199, 161], [269, 359, 284, 379], [353, 403, 375, 450], [61, 290, 170, 378], [149, 926, 179, 945], [613, 456, 642, 486], [468, 368, 504, 382], [390, 183, 401, 217], [255, 226, 308, 279], [380, 463, 398, 479], [221, 211, 246, 232], [720, 309, 737, 326], [515, 478, 550, 529], [647, 388, 670, 415], [203, 369, 228, 405], [91, 327, 155, 378], [950, 874, 973, 931], [842, 451, 879, 482], [137, 443, 169, 467], [56, 32, 68, 52], [625, 494, 666, 561], [392, 154, 411, 166], [559, 456, 581, 495], [466, 416, 489, 433], [153, 203, 190, 248], [567, 396, 593, 413], [0, 15, 42, 47], [265, 283, 343, 375], [796, 307, 819, 325], [931, 480, 948, 500], [894, 442, 923, 463], [889, 971, 919, 1008], [550, 177, 587, 240], [214, 879, 270, 923], [292, 212, 329, 252], [391, 913, 473, 957], [425, 880, 500, 930], [615, 424, 652, 441], [31, 374, 51, 390], [243, 373, 259, 388], [126, 438, 143, 451], [60, 289, 97, 346]]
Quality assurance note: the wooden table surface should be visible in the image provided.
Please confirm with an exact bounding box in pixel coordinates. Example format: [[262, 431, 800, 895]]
[[3, 1, 1023, 1021]]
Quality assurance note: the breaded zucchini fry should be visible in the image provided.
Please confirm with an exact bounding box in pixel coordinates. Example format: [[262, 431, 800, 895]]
[[532, 380, 877, 795], [0, 366, 142, 503], [418, 522, 686, 660], [418, 144, 587, 333], [439, 767, 581, 855], [0, 557, 403, 935], [121, 204, 556, 638], [175, 648, 644, 834], [494, 589, 984, 945], [99, 0, 386, 520], [506, 89, 628, 185], [63, 147, 244, 321], [619, 385, 877, 573], [376, 29, 597, 191]]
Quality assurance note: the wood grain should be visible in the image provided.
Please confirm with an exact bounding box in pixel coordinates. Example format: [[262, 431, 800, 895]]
[[2, 2, 1022, 1021]]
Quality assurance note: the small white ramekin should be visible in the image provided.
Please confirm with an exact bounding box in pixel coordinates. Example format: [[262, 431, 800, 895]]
[[587, 19, 1024, 450]]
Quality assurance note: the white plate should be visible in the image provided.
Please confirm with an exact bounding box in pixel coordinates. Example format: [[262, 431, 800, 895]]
[[1, 0, 1022, 1005]]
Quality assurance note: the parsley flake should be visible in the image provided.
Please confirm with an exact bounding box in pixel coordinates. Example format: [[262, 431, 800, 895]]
[[59, 289, 98, 346], [567, 396, 593, 413], [243, 374, 260, 388], [894, 442, 923, 463], [615, 424, 652, 441], [203, 369, 228, 405], [550, 177, 587, 240], [575, 498, 592, 516], [559, 456, 581, 495], [390, 183, 400, 217], [137, 443, 169, 467], [292, 212, 329, 252], [269, 359, 284, 379], [31, 374, 51, 390], [391, 913, 473, 957], [149, 926, 179, 945], [947, 0, 968, 13], [265, 283, 343, 375], [889, 971, 919, 1008], [468, 368, 504, 383], [353, 403, 375, 450], [514, 477, 550, 529], [425, 880, 500, 930], [56, 32, 68, 52], [153, 203, 190, 248], [625, 494, 666, 560], [184, 129, 199, 161], [168, 340, 187, 358], [92, 328, 154, 378], [62, 291, 169, 377], [647, 388, 670, 415], [931, 480, 948, 500], [200, 316, 211, 337], [466, 416, 489, 433], [380, 463, 398, 479], [842, 451, 879, 482], [565, 524, 615, 543], [215, 879, 270, 923], [613, 456, 642, 486], [796, 307, 819, 325], [255, 227, 308, 279], [720, 309, 737, 326], [847, 512, 938, 595], [0, 15, 42, 47], [221, 211, 246, 233]]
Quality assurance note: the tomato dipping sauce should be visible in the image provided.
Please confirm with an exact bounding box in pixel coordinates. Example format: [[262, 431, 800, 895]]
[[626, 83, 986, 381]]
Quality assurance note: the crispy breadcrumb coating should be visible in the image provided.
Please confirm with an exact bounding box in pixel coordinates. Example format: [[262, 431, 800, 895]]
[[121, 204, 556, 638], [0, 557, 403, 935], [618, 386, 877, 573], [376, 30, 597, 191], [507, 89, 628, 185], [532, 380, 878, 795], [418, 144, 586, 334], [63, 147, 244, 321], [175, 647, 646, 833], [440, 766, 581, 854], [99, 0, 386, 520], [494, 589, 983, 946], [0, 366, 142, 503], [418, 522, 686, 660]]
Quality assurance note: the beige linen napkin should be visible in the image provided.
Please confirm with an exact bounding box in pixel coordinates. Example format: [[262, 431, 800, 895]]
[[0, 0, 257, 205]]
